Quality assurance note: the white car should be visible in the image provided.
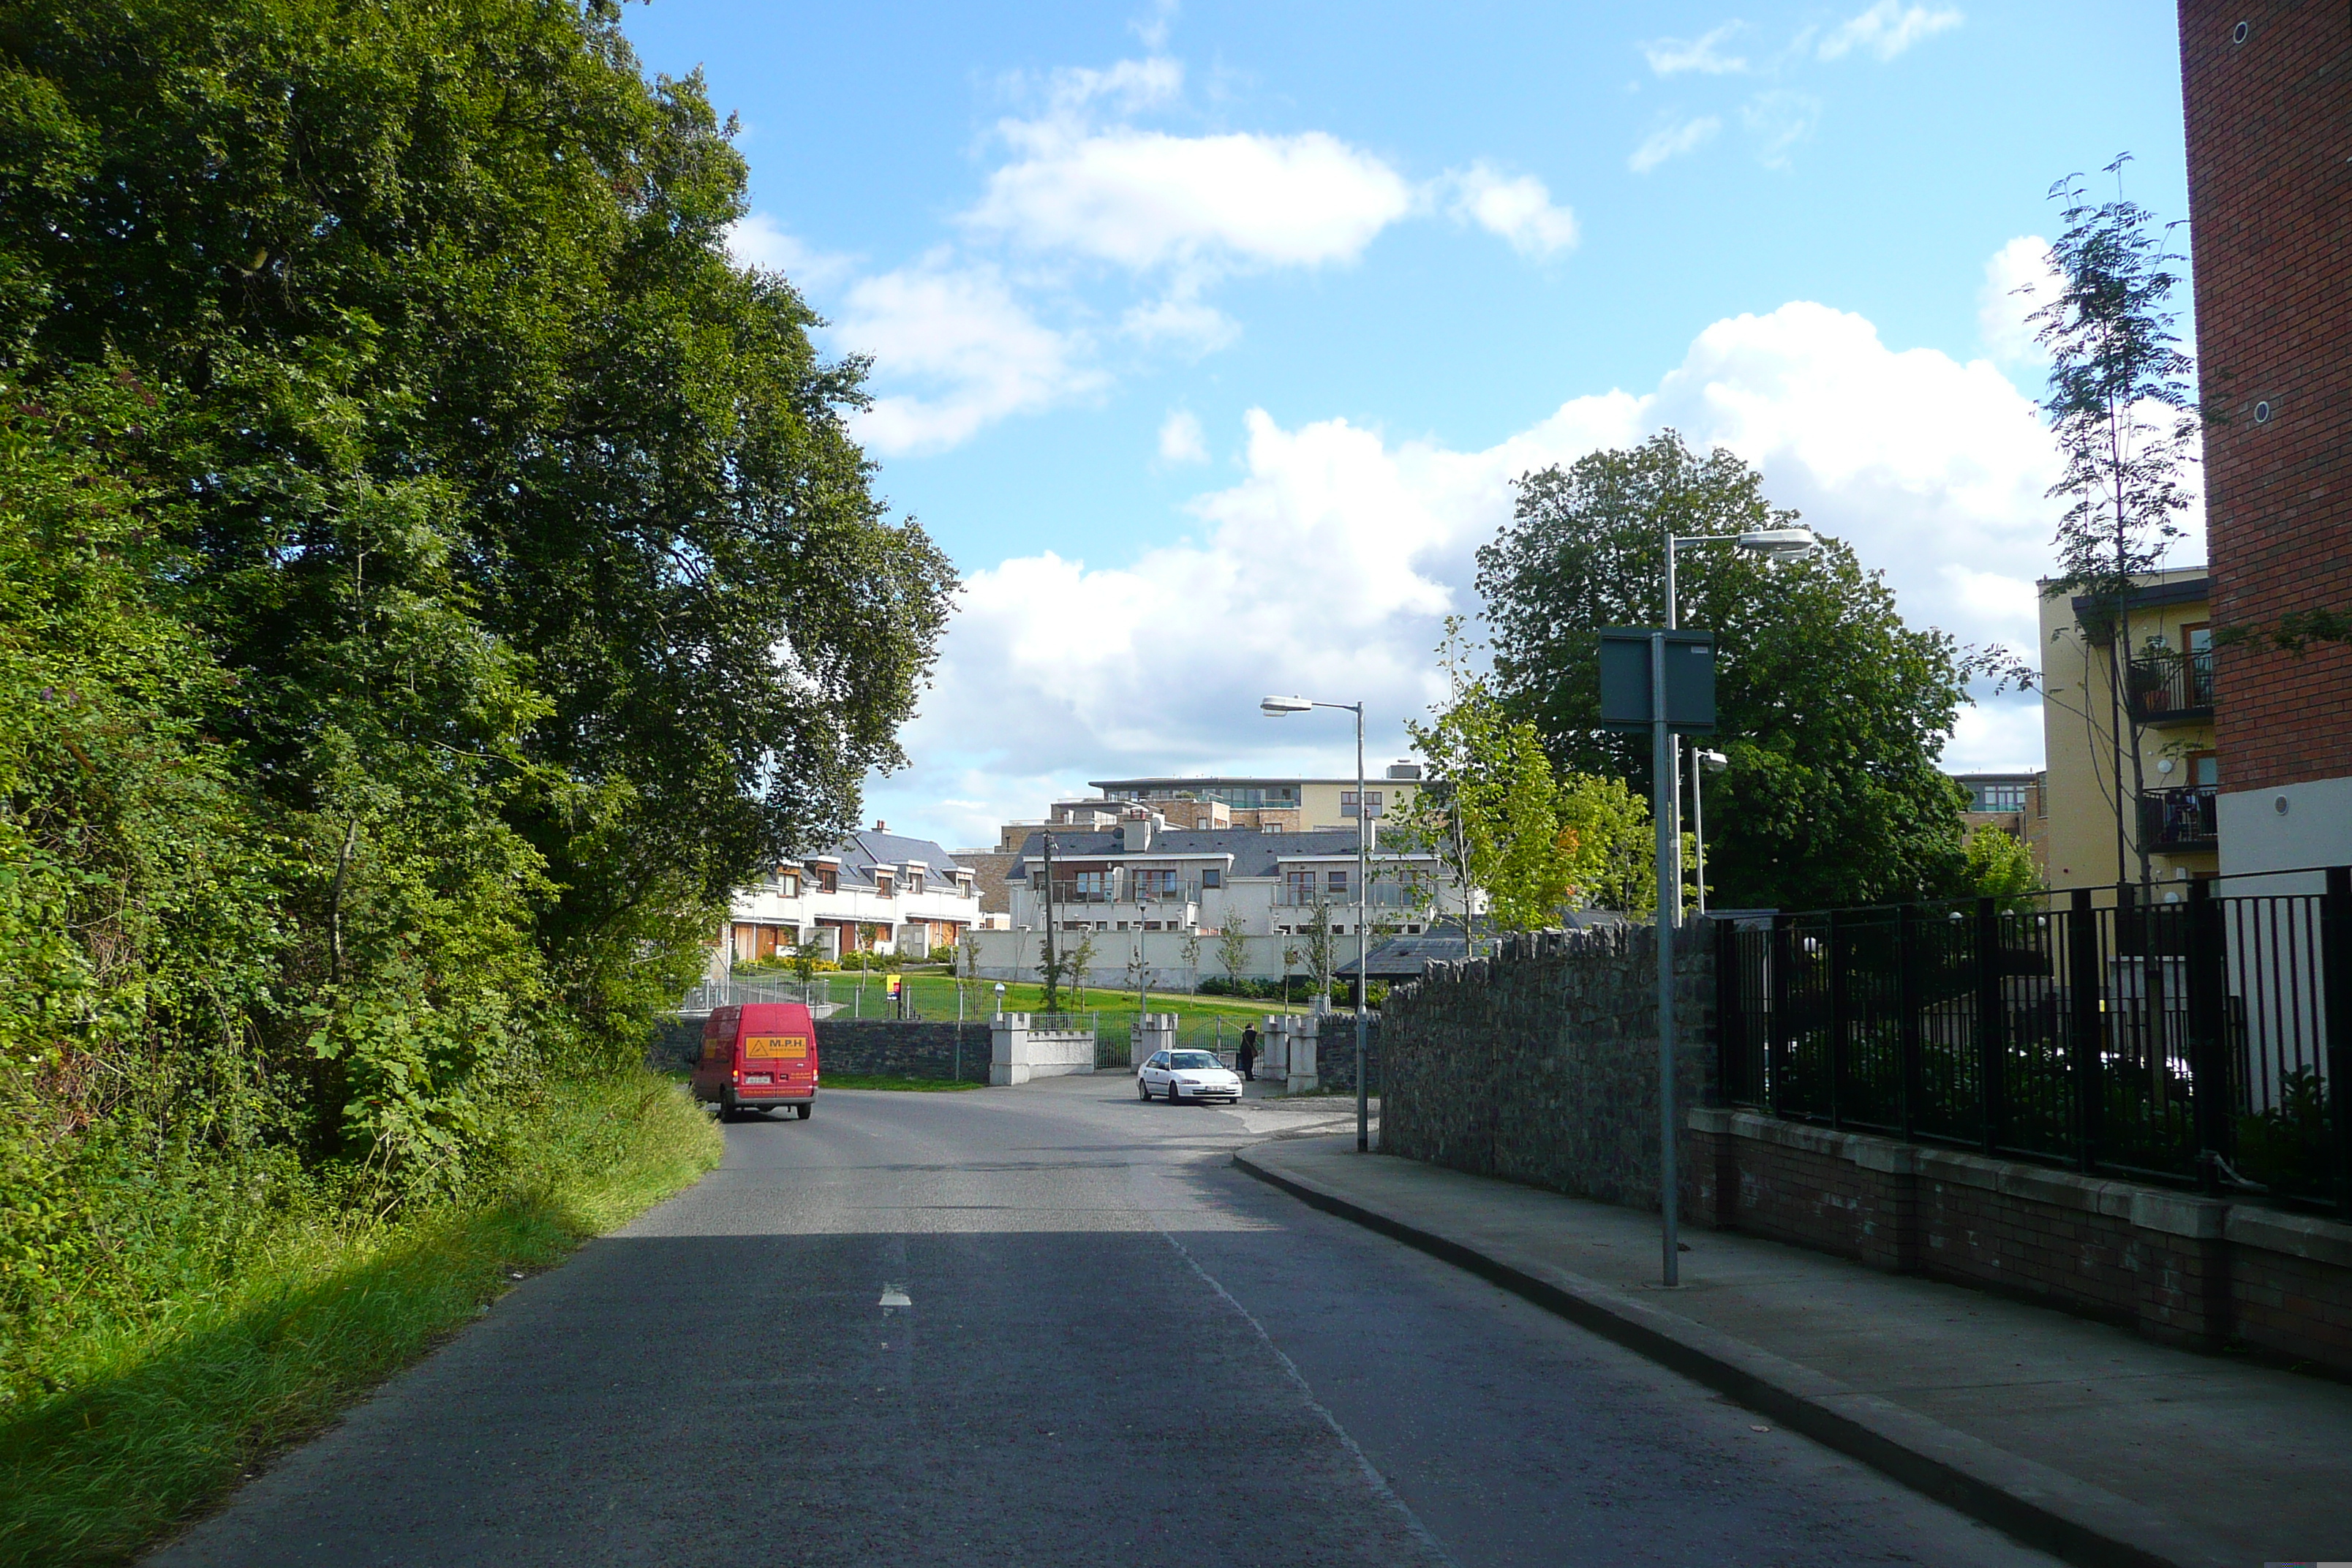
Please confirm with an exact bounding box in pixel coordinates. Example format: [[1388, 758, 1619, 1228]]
[[1138, 1048, 1243, 1104]]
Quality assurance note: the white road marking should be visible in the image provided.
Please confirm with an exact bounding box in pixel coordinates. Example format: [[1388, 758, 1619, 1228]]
[[879, 1284, 911, 1308]]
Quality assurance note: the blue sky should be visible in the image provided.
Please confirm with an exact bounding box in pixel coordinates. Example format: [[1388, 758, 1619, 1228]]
[[620, 1, 2197, 851]]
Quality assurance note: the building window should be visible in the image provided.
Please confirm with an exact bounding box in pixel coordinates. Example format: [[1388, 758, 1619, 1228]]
[[874, 870, 894, 896], [1201, 867, 1222, 889], [905, 870, 924, 894], [1340, 790, 1383, 818], [1074, 870, 1114, 898], [1327, 869, 1350, 893], [808, 862, 837, 892], [1134, 869, 1178, 900], [1974, 783, 2026, 813], [1286, 870, 1318, 905]]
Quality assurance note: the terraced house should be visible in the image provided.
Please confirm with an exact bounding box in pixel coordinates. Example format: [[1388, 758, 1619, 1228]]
[[723, 826, 981, 963]]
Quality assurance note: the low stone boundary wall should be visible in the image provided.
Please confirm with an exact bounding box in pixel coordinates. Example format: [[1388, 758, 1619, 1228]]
[[816, 1021, 990, 1082], [1379, 925, 1714, 1210], [1688, 1107, 2352, 1373]]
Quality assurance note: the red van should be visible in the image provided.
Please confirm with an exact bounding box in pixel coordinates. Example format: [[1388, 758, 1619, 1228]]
[[692, 1003, 818, 1120]]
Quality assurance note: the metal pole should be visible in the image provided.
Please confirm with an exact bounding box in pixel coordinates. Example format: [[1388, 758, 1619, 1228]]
[[1653, 630, 1679, 1286], [1692, 747, 1708, 917], [1356, 702, 1370, 1153], [1665, 534, 1682, 928]]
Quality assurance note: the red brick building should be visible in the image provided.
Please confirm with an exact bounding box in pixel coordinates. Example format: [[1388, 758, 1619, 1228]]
[[2178, 1, 2352, 874]]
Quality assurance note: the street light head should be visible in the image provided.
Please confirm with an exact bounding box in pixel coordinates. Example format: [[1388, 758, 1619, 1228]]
[[1736, 527, 1817, 560], [1696, 749, 1731, 773], [1260, 695, 1313, 716]]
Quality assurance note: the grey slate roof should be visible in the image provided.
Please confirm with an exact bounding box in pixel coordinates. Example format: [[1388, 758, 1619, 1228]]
[[820, 829, 964, 892], [1005, 827, 1388, 881]]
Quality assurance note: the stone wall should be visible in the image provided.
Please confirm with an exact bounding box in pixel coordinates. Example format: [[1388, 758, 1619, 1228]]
[[1378, 925, 1714, 1210], [1308, 1018, 1380, 1096], [818, 1021, 991, 1081], [642, 1015, 988, 1081]]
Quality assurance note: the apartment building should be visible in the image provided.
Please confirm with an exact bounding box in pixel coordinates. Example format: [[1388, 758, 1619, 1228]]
[[1086, 766, 1425, 834], [2179, 6, 2352, 876], [2037, 568, 2219, 889], [1947, 769, 2051, 876], [962, 808, 1466, 983], [724, 826, 981, 963]]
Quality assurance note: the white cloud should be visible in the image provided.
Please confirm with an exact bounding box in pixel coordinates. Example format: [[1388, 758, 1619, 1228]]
[[1130, 0, 1178, 50], [1742, 91, 1821, 167], [1446, 164, 1580, 256], [969, 127, 1414, 272], [867, 298, 2154, 843], [832, 261, 1102, 456], [965, 80, 1416, 274], [724, 214, 855, 289], [1121, 294, 1239, 354], [1629, 116, 1722, 174], [1157, 409, 1208, 464], [1978, 233, 2059, 366], [1643, 23, 1749, 76], [1819, 1, 1964, 62]]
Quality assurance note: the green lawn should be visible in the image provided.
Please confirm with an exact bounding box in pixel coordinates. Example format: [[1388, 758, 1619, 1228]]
[[823, 971, 1327, 1035], [0, 1074, 721, 1567]]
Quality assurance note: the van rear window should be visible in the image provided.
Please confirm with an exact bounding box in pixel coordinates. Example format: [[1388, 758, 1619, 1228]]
[[744, 1035, 808, 1060]]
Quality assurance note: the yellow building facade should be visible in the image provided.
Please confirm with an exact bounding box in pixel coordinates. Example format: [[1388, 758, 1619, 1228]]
[[2036, 568, 2218, 891]]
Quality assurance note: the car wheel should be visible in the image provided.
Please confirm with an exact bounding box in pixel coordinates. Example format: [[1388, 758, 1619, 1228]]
[[796, 1103, 812, 1120], [1167, 1082, 1181, 1106], [1138, 1079, 1151, 1101]]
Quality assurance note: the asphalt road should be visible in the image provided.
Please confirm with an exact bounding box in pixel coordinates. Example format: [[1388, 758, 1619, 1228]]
[[154, 1077, 2059, 1567]]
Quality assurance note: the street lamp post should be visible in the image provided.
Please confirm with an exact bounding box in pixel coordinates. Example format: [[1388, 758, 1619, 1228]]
[[1691, 748, 1730, 916], [1662, 527, 1816, 921], [1654, 524, 1814, 1287], [1261, 694, 1371, 1153]]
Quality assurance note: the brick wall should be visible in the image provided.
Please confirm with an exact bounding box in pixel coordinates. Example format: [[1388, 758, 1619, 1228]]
[[1378, 925, 1714, 1210], [2179, 1, 2352, 792], [1689, 1109, 2352, 1371]]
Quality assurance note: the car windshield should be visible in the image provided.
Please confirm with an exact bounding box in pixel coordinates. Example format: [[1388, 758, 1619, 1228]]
[[1169, 1052, 1222, 1071]]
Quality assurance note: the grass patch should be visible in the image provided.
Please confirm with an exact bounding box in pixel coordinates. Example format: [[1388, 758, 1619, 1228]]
[[0, 1073, 720, 1568], [817, 1074, 983, 1093]]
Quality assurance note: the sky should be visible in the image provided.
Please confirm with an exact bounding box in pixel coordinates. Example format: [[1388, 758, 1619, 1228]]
[[619, 1, 2200, 852]]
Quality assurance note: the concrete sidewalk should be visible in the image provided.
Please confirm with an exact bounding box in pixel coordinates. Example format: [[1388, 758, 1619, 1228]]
[[1237, 1137, 2352, 1568]]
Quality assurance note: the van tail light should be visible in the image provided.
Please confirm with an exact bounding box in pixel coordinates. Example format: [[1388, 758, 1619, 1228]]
[[731, 1069, 740, 1083]]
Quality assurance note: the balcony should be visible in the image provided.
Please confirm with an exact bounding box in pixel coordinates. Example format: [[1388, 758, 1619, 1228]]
[[2126, 649, 2215, 725], [1276, 881, 1422, 909], [2139, 784, 2217, 852]]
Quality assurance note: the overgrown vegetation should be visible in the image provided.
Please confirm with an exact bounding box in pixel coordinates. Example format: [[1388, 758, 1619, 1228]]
[[0, 0, 949, 1550], [0, 1076, 720, 1567]]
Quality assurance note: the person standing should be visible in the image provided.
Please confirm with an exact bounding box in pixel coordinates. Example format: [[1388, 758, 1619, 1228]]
[[1237, 1024, 1259, 1082]]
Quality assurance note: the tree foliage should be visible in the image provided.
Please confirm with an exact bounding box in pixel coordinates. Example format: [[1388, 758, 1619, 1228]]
[[2030, 157, 2199, 886], [1392, 620, 1654, 926], [1477, 432, 1974, 911], [0, 0, 953, 1371]]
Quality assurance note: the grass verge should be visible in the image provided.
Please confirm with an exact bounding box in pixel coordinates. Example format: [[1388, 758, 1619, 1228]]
[[0, 1073, 720, 1568], [817, 1074, 983, 1093]]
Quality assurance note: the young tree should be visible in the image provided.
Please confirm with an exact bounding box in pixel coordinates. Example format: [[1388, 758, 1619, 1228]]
[[1392, 620, 1658, 930], [1217, 924, 1251, 990], [1179, 930, 1203, 993], [1303, 902, 1336, 1007], [1065, 932, 1098, 1011], [2032, 157, 2201, 889], [1036, 934, 1064, 1014], [1478, 433, 1975, 911], [1961, 824, 2045, 910]]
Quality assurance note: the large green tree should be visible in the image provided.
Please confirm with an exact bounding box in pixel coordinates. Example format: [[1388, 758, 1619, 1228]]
[[0, 0, 952, 1232], [1477, 432, 1973, 911]]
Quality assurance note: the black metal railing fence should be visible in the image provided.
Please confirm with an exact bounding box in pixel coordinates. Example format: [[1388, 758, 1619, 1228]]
[[1715, 868, 2352, 1213]]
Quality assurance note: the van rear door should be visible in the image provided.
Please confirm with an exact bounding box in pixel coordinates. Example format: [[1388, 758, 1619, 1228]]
[[736, 1004, 816, 1101]]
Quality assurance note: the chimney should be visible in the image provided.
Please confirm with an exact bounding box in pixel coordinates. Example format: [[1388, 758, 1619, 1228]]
[[874, 820, 886, 832], [1120, 815, 1154, 853]]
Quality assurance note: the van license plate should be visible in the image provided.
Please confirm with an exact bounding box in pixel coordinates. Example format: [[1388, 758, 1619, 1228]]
[[744, 1074, 772, 1085]]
